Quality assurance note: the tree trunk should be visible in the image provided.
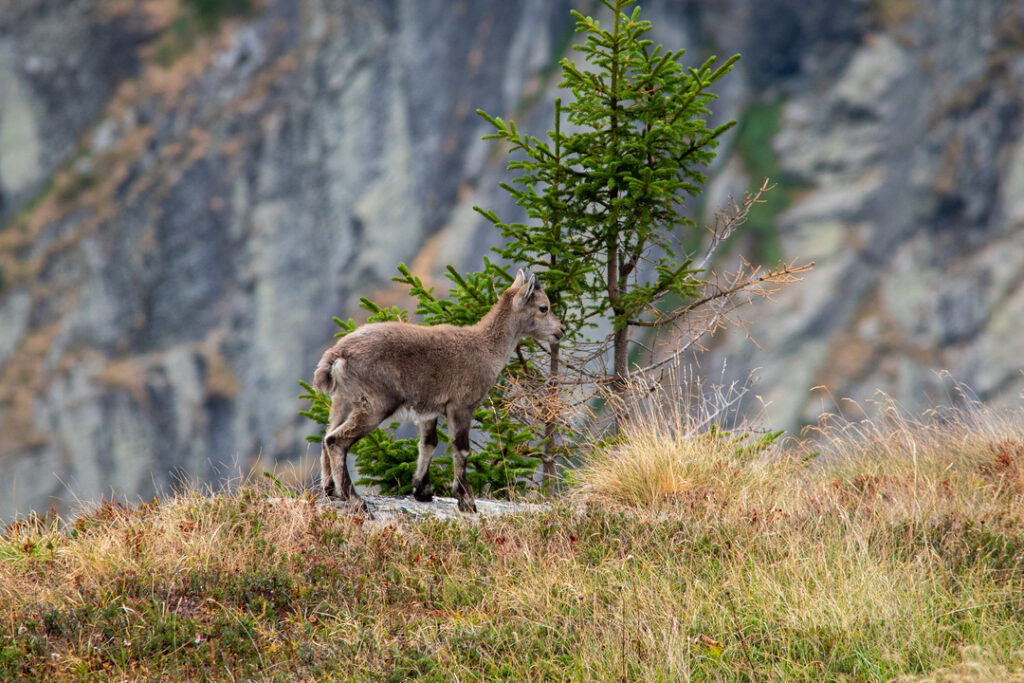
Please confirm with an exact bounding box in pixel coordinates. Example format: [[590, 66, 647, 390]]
[[605, 2, 629, 434], [542, 340, 560, 481], [606, 232, 629, 433], [611, 324, 629, 432]]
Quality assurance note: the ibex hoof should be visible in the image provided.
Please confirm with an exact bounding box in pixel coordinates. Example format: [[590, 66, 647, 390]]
[[457, 497, 477, 514], [413, 482, 433, 502], [345, 496, 372, 516], [323, 481, 337, 498]]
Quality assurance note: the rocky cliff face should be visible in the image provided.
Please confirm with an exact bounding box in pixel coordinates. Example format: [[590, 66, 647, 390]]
[[1, 0, 1022, 520], [0, 0, 578, 518], [697, 0, 1024, 428]]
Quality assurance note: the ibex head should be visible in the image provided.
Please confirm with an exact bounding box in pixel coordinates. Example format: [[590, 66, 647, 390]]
[[511, 268, 564, 343]]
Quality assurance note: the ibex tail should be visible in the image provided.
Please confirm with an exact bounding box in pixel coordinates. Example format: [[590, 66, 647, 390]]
[[313, 348, 343, 393]]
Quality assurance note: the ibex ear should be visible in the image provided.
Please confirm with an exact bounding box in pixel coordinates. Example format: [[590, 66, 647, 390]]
[[512, 269, 526, 289], [513, 269, 537, 310]]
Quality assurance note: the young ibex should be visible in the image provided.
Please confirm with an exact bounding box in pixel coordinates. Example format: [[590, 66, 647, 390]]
[[312, 269, 563, 513]]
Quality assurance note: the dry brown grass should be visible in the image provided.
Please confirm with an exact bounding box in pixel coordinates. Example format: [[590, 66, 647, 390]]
[[574, 369, 1024, 528], [2, 377, 1023, 680], [562, 383, 1024, 680]]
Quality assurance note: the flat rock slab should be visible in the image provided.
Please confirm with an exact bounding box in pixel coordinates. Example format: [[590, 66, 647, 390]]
[[268, 494, 548, 526]]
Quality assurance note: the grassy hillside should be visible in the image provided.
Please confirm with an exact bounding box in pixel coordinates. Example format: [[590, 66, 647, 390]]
[[2, 397, 1023, 681]]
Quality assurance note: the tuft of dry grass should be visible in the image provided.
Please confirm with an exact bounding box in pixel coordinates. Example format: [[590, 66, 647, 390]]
[[574, 372, 1024, 526], [572, 366, 794, 514], [570, 422, 786, 514], [792, 396, 1024, 522]]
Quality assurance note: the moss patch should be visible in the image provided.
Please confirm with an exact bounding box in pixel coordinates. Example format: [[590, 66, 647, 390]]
[[732, 99, 791, 264], [184, 0, 254, 32], [154, 0, 255, 68]]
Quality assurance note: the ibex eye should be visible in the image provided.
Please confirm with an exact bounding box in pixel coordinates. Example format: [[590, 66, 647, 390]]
[[539, 306, 549, 313]]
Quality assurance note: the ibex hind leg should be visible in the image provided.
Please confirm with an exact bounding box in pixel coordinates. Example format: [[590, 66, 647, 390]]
[[321, 399, 351, 499], [321, 441, 335, 498], [324, 400, 386, 513]]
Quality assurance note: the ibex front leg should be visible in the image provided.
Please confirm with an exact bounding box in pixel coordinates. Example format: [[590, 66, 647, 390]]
[[412, 418, 437, 502], [447, 407, 477, 513]]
